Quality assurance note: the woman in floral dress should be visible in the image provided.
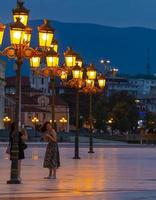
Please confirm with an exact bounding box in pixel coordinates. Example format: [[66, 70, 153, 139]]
[[42, 122, 60, 179]]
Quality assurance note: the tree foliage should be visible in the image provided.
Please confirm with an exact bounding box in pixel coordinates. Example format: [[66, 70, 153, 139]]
[[93, 91, 139, 132]]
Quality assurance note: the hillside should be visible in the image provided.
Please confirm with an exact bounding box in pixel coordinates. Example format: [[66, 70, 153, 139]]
[[1, 20, 156, 76]]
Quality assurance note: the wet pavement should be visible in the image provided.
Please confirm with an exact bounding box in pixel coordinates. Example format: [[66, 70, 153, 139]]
[[0, 143, 156, 199]]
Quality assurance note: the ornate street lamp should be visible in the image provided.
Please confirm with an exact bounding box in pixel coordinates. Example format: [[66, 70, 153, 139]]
[[33, 37, 61, 131], [31, 116, 39, 124], [0, 23, 6, 46], [0, 1, 56, 184], [64, 47, 77, 68], [62, 57, 84, 159], [33, 36, 60, 130], [59, 117, 67, 132], [41, 49, 60, 129], [31, 116, 39, 137], [12, 0, 29, 26], [38, 19, 54, 48], [83, 67, 107, 154], [72, 64, 84, 159], [3, 116, 11, 128]]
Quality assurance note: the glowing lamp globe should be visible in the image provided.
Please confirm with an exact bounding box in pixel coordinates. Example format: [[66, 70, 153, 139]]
[[86, 79, 94, 88], [46, 48, 59, 68], [86, 64, 97, 80], [51, 38, 58, 52], [9, 18, 26, 45], [23, 26, 32, 46], [72, 64, 83, 79], [76, 54, 83, 68], [98, 74, 106, 89], [60, 71, 68, 81], [12, 1, 29, 26], [0, 23, 6, 46], [64, 47, 77, 68], [30, 56, 41, 68], [38, 19, 54, 48]]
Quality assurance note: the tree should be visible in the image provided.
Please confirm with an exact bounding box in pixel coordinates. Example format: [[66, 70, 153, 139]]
[[93, 94, 109, 131], [108, 92, 139, 132]]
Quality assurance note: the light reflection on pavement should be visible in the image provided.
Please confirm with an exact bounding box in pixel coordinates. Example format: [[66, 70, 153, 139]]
[[0, 145, 156, 199]]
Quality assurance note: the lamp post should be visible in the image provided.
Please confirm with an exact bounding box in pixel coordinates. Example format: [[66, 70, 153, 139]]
[[63, 50, 83, 159], [86, 64, 97, 153], [83, 65, 106, 153], [107, 118, 114, 135], [72, 64, 84, 159], [100, 59, 110, 74], [0, 1, 55, 184], [34, 43, 60, 130], [110, 67, 118, 94], [31, 116, 39, 137]]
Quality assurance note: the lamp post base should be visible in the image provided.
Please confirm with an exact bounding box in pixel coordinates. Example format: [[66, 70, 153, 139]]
[[88, 150, 94, 154], [73, 156, 80, 159], [7, 179, 21, 184]]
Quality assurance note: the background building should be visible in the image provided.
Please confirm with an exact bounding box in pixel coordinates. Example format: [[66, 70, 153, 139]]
[[5, 76, 69, 132]]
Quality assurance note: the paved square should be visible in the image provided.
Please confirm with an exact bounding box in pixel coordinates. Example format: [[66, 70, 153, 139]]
[[0, 144, 156, 199]]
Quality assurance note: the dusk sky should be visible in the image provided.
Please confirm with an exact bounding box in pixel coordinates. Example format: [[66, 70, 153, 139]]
[[1, 0, 156, 29]]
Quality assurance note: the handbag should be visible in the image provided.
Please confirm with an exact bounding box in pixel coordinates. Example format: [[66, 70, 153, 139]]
[[21, 142, 28, 150]]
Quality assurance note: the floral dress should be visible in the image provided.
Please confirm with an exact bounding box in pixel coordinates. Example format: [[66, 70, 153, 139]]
[[43, 130, 60, 169]]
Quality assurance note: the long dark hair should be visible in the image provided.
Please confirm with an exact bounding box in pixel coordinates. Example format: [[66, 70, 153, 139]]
[[41, 121, 51, 133]]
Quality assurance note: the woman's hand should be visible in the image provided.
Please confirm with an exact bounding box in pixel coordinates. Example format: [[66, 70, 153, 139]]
[[46, 131, 57, 142]]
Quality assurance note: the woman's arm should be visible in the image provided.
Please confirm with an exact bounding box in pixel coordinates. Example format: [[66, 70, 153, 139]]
[[21, 129, 28, 141], [47, 130, 57, 142]]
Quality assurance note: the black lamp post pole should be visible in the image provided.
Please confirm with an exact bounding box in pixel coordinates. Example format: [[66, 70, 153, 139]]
[[7, 59, 23, 184], [73, 89, 80, 159], [88, 93, 94, 153], [51, 75, 55, 129]]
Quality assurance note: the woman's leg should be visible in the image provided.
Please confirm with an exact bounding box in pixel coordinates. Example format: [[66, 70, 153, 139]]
[[52, 168, 56, 178], [49, 168, 53, 177], [18, 160, 22, 178], [44, 168, 52, 179]]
